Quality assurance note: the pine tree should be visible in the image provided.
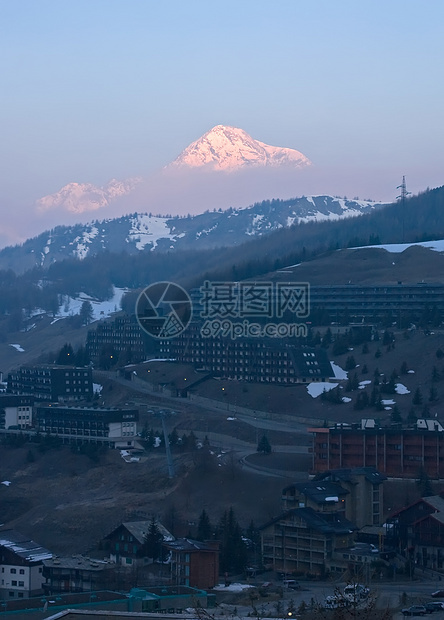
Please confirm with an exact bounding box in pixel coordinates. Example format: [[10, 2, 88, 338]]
[[412, 387, 423, 406], [345, 355, 356, 371], [143, 516, 163, 561], [197, 509, 213, 541], [79, 300, 94, 326], [57, 343, 74, 365], [417, 468, 434, 497], [391, 405, 403, 424], [217, 507, 247, 574], [257, 434, 271, 454], [429, 386, 438, 402], [168, 427, 179, 447]]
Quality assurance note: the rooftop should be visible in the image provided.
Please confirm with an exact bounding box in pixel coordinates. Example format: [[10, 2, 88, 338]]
[[43, 556, 114, 571], [0, 529, 52, 563]]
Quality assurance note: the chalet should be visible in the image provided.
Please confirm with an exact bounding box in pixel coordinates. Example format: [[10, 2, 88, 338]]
[[103, 521, 173, 566], [385, 494, 444, 570]]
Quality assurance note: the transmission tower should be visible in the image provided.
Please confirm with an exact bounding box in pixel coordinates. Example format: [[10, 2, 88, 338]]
[[396, 176, 411, 242]]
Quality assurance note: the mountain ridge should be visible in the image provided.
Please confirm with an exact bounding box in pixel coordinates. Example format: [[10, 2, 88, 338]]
[[0, 195, 385, 274]]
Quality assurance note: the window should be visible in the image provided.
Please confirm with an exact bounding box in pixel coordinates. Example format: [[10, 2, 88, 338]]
[[12, 580, 17, 586], [18, 592, 24, 598], [18, 581, 24, 587], [125, 557, 132, 564], [10, 569, 16, 574], [19, 569, 24, 575]]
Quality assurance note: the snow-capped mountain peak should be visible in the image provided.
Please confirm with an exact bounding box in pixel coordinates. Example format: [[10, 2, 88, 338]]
[[35, 177, 141, 214], [169, 125, 311, 171]]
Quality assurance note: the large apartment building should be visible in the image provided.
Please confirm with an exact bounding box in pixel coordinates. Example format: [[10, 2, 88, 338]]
[[309, 283, 444, 323], [35, 405, 138, 447], [86, 315, 150, 364], [161, 323, 332, 384], [7, 366, 92, 402], [260, 468, 386, 576], [310, 419, 444, 479]]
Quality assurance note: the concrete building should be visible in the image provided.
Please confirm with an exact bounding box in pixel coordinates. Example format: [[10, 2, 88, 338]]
[[315, 468, 386, 528], [7, 366, 93, 402], [260, 506, 356, 576], [42, 557, 116, 594], [163, 539, 219, 590], [86, 315, 150, 365], [260, 468, 386, 576], [0, 395, 34, 429], [0, 529, 52, 600], [35, 405, 138, 447], [309, 282, 444, 323], [161, 323, 332, 385], [310, 419, 444, 479]]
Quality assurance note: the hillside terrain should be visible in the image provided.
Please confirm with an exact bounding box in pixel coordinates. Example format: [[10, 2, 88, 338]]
[[269, 243, 444, 285], [1, 324, 441, 555], [0, 195, 384, 274]]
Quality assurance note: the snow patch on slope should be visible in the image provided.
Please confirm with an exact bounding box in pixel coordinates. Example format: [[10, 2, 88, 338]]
[[127, 214, 176, 250]]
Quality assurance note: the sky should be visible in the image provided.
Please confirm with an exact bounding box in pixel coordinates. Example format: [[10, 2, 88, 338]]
[[1, 0, 443, 246]]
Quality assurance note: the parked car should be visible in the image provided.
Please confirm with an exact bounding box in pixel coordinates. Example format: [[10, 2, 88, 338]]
[[431, 591, 444, 598], [401, 605, 427, 616], [283, 579, 300, 590], [424, 602, 444, 613]]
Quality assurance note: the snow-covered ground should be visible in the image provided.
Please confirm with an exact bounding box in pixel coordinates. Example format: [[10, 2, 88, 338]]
[[10, 344, 25, 352], [213, 583, 254, 592], [395, 383, 410, 395], [127, 214, 177, 250], [56, 286, 128, 321], [307, 382, 339, 398], [359, 380, 372, 389], [331, 362, 347, 380], [354, 239, 444, 253]]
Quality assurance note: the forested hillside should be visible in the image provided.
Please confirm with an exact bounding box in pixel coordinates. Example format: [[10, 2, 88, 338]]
[[0, 185, 443, 323]]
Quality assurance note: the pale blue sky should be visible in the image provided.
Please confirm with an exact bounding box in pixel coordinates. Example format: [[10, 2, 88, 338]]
[[0, 0, 443, 242]]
